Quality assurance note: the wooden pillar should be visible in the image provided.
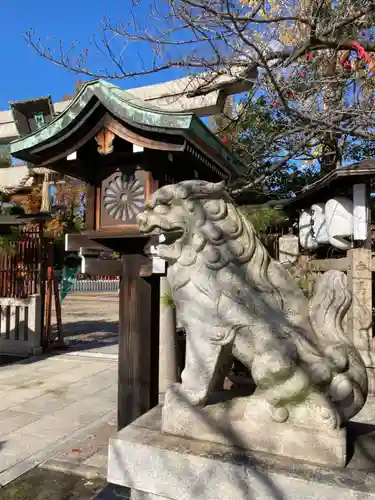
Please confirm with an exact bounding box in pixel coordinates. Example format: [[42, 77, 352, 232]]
[[118, 253, 160, 430]]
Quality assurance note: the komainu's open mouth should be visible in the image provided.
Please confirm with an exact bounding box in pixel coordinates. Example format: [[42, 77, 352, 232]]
[[138, 220, 184, 248], [158, 228, 184, 246]]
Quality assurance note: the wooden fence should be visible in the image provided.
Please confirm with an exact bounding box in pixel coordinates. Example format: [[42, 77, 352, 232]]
[[0, 295, 42, 356], [0, 225, 43, 299], [259, 227, 285, 259], [0, 225, 44, 356]]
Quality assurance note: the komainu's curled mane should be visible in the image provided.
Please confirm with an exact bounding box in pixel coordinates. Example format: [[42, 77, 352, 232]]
[[137, 180, 367, 428]]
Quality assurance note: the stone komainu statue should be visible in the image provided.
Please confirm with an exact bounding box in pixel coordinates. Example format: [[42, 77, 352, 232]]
[[137, 180, 367, 429]]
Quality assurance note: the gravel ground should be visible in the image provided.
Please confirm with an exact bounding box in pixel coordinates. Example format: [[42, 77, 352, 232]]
[[0, 468, 130, 499]]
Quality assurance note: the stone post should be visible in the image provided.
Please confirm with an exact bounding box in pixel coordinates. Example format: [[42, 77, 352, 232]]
[[28, 294, 42, 354], [347, 248, 374, 390], [158, 276, 178, 403], [278, 232, 299, 264]]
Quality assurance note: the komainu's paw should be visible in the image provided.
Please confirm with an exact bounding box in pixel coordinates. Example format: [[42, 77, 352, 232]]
[[267, 390, 340, 429], [251, 350, 295, 389], [166, 383, 207, 407]]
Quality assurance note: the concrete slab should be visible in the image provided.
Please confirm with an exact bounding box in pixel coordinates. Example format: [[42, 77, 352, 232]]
[[9, 366, 116, 416], [0, 359, 114, 412], [108, 407, 375, 500], [42, 418, 116, 480], [0, 410, 39, 435]]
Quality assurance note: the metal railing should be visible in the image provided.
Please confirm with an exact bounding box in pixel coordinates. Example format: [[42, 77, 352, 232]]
[[70, 279, 120, 293]]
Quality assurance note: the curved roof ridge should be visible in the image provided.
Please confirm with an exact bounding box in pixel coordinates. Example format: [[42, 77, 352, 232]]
[[9, 79, 246, 179]]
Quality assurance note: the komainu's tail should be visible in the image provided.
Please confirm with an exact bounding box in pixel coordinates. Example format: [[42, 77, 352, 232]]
[[309, 270, 368, 421]]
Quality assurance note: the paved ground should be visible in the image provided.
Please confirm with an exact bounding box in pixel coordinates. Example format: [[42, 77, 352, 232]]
[[55, 292, 119, 357], [0, 354, 117, 486], [2, 291, 375, 498], [0, 292, 119, 489]]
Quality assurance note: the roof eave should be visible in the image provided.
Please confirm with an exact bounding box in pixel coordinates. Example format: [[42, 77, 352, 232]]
[[9, 79, 245, 179]]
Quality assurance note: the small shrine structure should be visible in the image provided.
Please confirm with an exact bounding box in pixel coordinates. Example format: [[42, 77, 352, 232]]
[[9, 78, 245, 427]]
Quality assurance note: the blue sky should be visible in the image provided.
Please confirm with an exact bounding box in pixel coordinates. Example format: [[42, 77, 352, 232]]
[[0, 0, 184, 110]]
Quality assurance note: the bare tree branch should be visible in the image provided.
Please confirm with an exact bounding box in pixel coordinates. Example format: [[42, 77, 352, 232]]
[[25, 0, 375, 196], [230, 131, 318, 196]]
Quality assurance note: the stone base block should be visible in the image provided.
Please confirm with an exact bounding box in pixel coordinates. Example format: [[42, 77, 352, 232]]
[[366, 368, 375, 394], [131, 491, 164, 500], [108, 407, 375, 500], [356, 351, 375, 394], [162, 388, 346, 467]]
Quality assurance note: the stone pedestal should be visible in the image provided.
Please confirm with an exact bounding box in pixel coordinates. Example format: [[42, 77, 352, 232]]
[[162, 388, 346, 467], [107, 407, 375, 500]]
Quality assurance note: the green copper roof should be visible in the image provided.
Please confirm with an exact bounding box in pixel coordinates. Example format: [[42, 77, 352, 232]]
[[10, 79, 245, 177]]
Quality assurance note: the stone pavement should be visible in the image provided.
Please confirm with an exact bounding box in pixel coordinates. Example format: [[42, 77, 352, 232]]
[[54, 292, 119, 357], [0, 352, 117, 487]]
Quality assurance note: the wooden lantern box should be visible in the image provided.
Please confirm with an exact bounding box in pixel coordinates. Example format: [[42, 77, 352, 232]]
[[10, 80, 244, 247]]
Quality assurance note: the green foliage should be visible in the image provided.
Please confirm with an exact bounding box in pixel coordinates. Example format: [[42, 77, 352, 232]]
[[295, 276, 311, 297], [240, 206, 288, 233], [1, 205, 25, 216], [287, 264, 318, 299], [0, 149, 11, 169], [72, 215, 85, 233], [229, 95, 323, 202], [0, 227, 21, 257], [160, 293, 175, 308]]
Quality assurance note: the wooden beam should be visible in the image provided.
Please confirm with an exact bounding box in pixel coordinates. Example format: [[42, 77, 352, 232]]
[[65, 233, 114, 252], [304, 254, 375, 272], [46, 151, 147, 183], [82, 255, 152, 277], [107, 118, 185, 152], [82, 257, 121, 277], [307, 257, 349, 272]]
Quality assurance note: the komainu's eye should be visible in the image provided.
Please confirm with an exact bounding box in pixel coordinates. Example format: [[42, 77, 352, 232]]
[[186, 201, 195, 212], [154, 204, 169, 215]]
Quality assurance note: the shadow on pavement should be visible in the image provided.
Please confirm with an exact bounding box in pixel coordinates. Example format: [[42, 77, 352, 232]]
[[94, 483, 130, 499], [0, 468, 106, 500], [61, 320, 118, 337]]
